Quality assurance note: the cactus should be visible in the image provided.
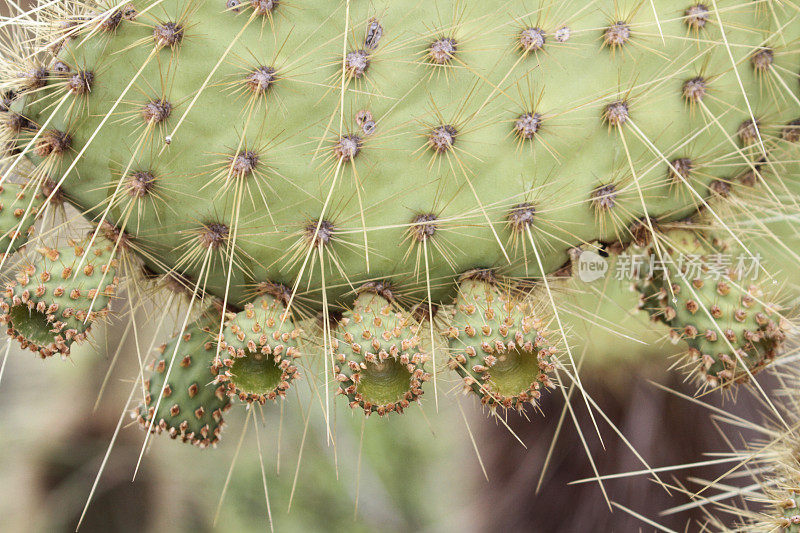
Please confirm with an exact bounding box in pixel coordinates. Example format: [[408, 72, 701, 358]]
[[333, 285, 429, 416], [635, 228, 789, 388], [0, 0, 799, 528], [0, 238, 118, 357], [215, 286, 302, 404], [446, 271, 557, 411], [137, 315, 231, 447]]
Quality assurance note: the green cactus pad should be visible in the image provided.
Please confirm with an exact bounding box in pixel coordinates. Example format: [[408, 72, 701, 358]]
[[216, 289, 302, 404], [0, 239, 118, 357], [635, 229, 788, 388], [0, 182, 41, 258], [446, 273, 556, 411], [137, 319, 231, 448], [333, 287, 429, 416], [5, 0, 798, 309]]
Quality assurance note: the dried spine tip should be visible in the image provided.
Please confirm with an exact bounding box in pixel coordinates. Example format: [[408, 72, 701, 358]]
[[68, 70, 94, 95], [153, 22, 184, 48], [141, 99, 172, 123], [519, 27, 545, 52], [592, 184, 618, 211], [604, 100, 629, 127], [683, 77, 707, 103], [783, 119, 800, 143], [305, 219, 334, 247], [198, 223, 229, 249], [604, 21, 631, 47], [669, 158, 693, 182], [409, 213, 437, 242], [229, 150, 259, 175], [333, 134, 362, 162], [507, 203, 536, 232], [246, 66, 276, 93], [738, 119, 761, 145], [428, 38, 457, 65], [35, 129, 71, 157], [684, 4, 709, 29], [750, 48, 774, 72], [344, 50, 370, 79], [250, 0, 278, 15], [514, 112, 542, 140], [428, 125, 457, 153], [126, 171, 156, 198]]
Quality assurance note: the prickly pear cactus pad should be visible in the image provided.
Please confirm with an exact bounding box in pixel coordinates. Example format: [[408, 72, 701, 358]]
[[3, 0, 799, 308], [0, 238, 118, 357], [138, 316, 231, 447], [446, 272, 556, 411], [1, 0, 800, 528], [635, 228, 789, 388], [215, 287, 302, 403], [333, 286, 429, 416]]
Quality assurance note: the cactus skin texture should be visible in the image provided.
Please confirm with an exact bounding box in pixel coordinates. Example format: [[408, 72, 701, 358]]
[[138, 317, 232, 448], [0, 182, 39, 258], [5, 0, 799, 307]]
